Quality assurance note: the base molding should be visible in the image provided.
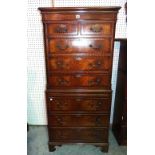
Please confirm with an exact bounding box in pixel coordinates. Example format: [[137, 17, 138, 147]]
[[48, 142, 109, 152]]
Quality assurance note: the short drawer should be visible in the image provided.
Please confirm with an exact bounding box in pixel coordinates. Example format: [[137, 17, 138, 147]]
[[48, 38, 112, 54], [49, 127, 108, 142], [48, 114, 109, 127], [80, 22, 113, 36], [46, 95, 111, 113], [48, 56, 111, 72], [47, 22, 78, 36], [48, 73, 110, 88]]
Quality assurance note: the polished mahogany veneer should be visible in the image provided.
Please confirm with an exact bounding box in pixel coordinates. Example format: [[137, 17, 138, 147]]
[[48, 38, 112, 54], [39, 7, 120, 152]]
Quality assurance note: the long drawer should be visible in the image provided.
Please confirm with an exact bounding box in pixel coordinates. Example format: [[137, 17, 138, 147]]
[[46, 93, 111, 113], [48, 114, 109, 127], [41, 12, 116, 21], [47, 55, 111, 72], [48, 38, 111, 54], [49, 127, 108, 142], [47, 73, 110, 88]]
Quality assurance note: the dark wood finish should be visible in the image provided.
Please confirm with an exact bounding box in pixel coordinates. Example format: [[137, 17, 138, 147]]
[[47, 22, 78, 36], [112, 39, 127, 145], [48, 114, 109, 127], [46, 93, 111, 113], [81, 21, 113, 36], [42, 13, 116, 21], [47, 73, 111, 89], [49, 127, 108, 142], [48, 55, 112, 72], [48, 38, 112, 54], [39, 7, 121, 12], [39, 7, 120, 152]]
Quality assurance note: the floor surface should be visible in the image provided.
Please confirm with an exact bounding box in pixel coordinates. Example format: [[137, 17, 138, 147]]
[[27, 126, 127, 155]]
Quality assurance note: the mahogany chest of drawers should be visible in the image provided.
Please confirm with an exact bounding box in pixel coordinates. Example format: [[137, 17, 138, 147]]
[[39, 7, 120, 152]]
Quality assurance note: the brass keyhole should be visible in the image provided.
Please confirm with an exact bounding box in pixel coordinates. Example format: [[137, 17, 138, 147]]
[[76, 14, 80, 19]]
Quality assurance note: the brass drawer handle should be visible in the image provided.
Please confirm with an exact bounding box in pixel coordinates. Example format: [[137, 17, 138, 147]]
[[56, 60, 69, 69], [88, 101, 103, 110], [89, 44, 102, 50], [96, 101, 103, 110], [75, 56, 82, 61], [55, 101, 62, 109], [90, 24, 102, 32], [55, 100, 68, 110], [56, 60, 65, 68], [56, 44, 69, 50], [58, 78, 69, 85], [75, 74, 82, 78], [97, 101, 103, 105], [89, 61, 102, 69], [55, 24, 68, 33], [75, 98, 82, 102], [56, 116, 63, 126], [76, 114, 82, 118], [95, 116, 102, 125], [91, 131, 102, 139], [88, 78, 101, 86]]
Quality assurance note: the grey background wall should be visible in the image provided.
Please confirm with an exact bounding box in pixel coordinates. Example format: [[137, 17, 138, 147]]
[[27, 0, 127, 125]]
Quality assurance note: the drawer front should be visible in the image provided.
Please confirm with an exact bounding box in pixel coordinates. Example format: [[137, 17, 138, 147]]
[[48, 114, 109, 127], [46, 96, 111, 112], [48, 56, 111, 72], [48, 38, 111, 54], [48, 74, 110, 88], [81, 22, 113, 36], [42, 13, 115, 21], [49, 127, 108, 142], [47, 23, 78, 36]]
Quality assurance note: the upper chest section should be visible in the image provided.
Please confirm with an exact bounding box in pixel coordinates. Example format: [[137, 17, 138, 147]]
[[39, 7, 120, 37]]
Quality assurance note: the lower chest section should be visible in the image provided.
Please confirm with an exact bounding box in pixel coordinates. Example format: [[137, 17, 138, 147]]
[[46, 91, 111, 142]]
